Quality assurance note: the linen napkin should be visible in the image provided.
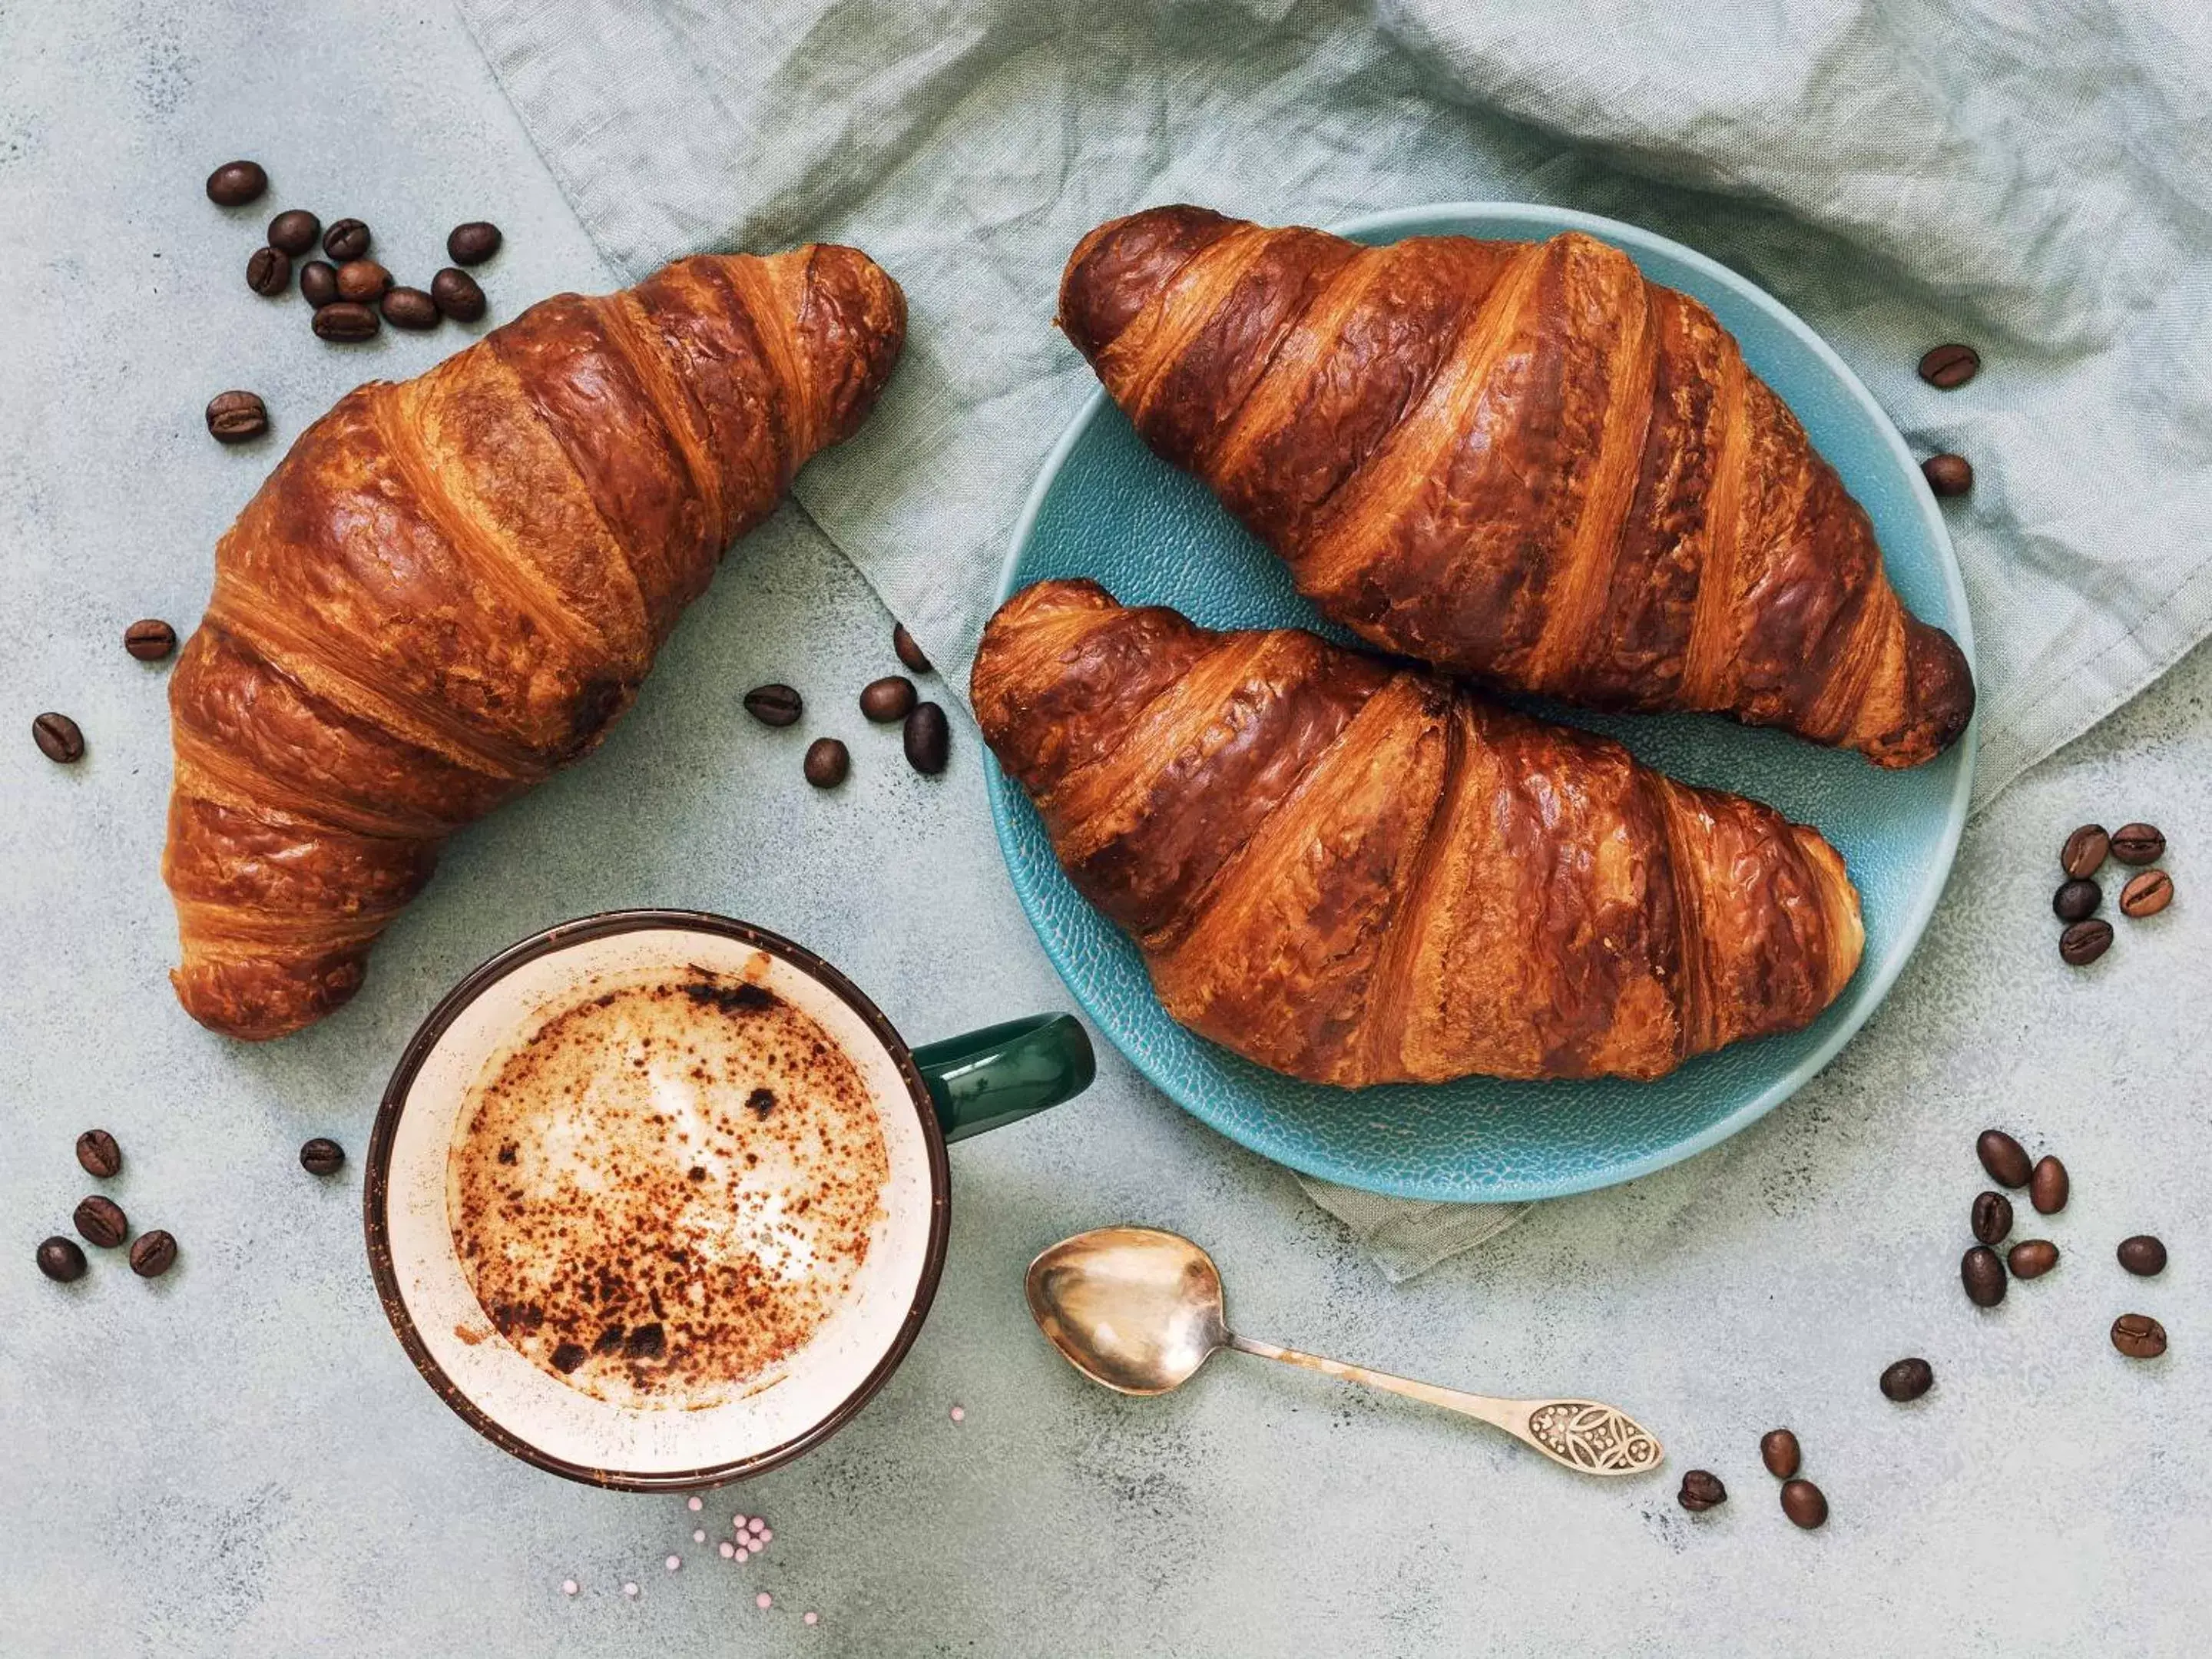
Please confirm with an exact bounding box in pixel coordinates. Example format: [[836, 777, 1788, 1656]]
[[459, 0, 2212, 1277]]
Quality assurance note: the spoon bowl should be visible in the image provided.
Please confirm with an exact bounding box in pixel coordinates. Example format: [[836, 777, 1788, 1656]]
[[1025, 1227, 1229, 1395]]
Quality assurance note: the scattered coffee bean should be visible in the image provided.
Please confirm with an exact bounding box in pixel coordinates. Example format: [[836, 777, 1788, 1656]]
[[2008, 1239, 2059, 1280], [322, 217, 372, 261], [2029, 1154, 2069, 1215], [1975, 1129, 2032, 1189], [743, 684, 803, 727], [74, 1194, 128, 1250], [381, 286, 440, 330], [1961, 1243, 2008, 1307], [429, 267, 487, 323], [1917, 343, 1980, 389], [859, 675, 916, 723], [1780, 1479, 1829, 1530], [205, 160, 268, 207], [1970, 1190, 2013, 1247], [1677, 1469, 1727, 1512], [36, 1236, 87, 1283], [2059, 918, 2113, 966], [1759, 1429, 1800, 1479], [2111, 1313, 2167, 1359], [205, 389, 270, 444], [33, 712, 85, 764], [2118, 1235, 2167, 1277], [246, 244, 291, 296], [1879, 1357, 1934, 1402], [903, 701, 949, 775], [803, 737, 849, 788], [75, 1129, 122, 1179], [312, 302, 380, 343], [124, 619, 177, 662], [1922, 452, 1973, 497], [2052, 879, 2100, 922], [300, 1137, 345, 1176], [2061, 823, 2110, 879], [2110, 823, 2164, 865], [892, 622, 932, 674], [447, 220, 503, 265], [299, 259, 340, 308], [2120, 869, 2173, 918], [128, 1230, 177, 1279], [335, 259, 392, 303], [267, 208, 321, 256]]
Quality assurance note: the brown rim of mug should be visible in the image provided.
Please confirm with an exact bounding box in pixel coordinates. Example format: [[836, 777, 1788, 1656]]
[[362, 909, 954, 1492]]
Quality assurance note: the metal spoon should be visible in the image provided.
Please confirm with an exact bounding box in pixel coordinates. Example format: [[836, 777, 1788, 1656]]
[[1025, 1226, 1663, 1478]]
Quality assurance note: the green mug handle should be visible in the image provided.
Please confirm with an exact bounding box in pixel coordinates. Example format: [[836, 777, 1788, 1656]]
[[912, 1014, 1095, 1143]]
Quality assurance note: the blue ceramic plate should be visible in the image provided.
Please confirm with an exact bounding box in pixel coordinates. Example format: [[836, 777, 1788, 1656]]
[[986, 203, 1975, 1203]]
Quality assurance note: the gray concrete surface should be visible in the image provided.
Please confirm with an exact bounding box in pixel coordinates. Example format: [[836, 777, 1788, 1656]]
[[2, 5, 2206, 1654]]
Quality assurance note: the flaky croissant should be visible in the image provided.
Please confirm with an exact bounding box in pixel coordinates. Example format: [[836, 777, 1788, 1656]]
[[165, 247, 905, 1039], [974, 579, 1863, 1085], [1058, 207, 1974, 768]]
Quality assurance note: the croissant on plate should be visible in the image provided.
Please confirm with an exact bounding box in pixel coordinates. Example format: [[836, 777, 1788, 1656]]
[[973, 579, 1863, 1085], [1058, 207, 1974, 768], [164, 247, 905, 1039]]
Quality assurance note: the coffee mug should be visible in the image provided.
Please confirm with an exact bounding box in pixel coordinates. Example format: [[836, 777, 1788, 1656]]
[[364, 909, 1094, 1489]]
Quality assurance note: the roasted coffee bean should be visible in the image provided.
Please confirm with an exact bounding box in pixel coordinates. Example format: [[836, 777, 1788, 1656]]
[[322, 217, 371, 260], [743, 684, 803, 727], [429, 267, 487, 323], [2120, 869, 2174, 918], [2029, 1154, 2069, 1215], [33, 712, 84, 763], [2111, 1313, 2167, 1359], [128, 1230, 177, 1279], [1922, 452, 1973, 497], [1975, 1128, 2032, 1189], [1918, 342, 1982, 389], [246, 244, 291, 296], [903, 701, 949, 775], [36, 1236, 87, 1283], [299, 1137, 345, 1176], [312, 302, 380, 343], [1759, 1429, 1800, 1479], [74, 1195, 128, 1249], [859, 675, 916, 723], [205, 160, 268, 207], [2061, 823, 2109, 879], [380, 286, 440, 330], [2110, 823, 2164, 865], [893, 622, 932, 674], [1970, 1190, 2013, 1247], [124, 619, 177, 662], [1962, 1243, 2008, 1306], [75, 1129, 122, 1179], [1780, 1479, 1829, 1530], [803, 737, 849, 788], [2059, 918, 2113, 966], [299, 259, 340, 308], [2052, 879, 2100, 922], [267, 208, 320, 255], [205, 389, 270, 443], [447, 220, 503, 265], [2008, 1239, 2060, 1280], [1677, 1470, 1727, 1512], [1879, 1357, 1934, 1402], [335, 259, 391, 303], [2118, 1235, 2167, 1277]]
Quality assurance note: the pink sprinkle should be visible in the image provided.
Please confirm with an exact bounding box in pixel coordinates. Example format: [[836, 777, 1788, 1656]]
[[757, 1592, 773, 1610], [718, 1541, 735, 1559], [561, 1581, 578, 1597], [692, 1529, 706, 1543], [732, 1514, 747, 1528], [735, 1548, 749, 1562], [666, 1555, 681, 1572], [949, 1405, 965, 1422], [804, 1611, 820, 1626], [687, 1496, 703, 1512], [622, 1583, 639, 1598], [760, 1530, 773, 1542]]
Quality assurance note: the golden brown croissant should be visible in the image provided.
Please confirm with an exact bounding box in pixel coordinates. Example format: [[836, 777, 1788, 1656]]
[[973, 579, 1863, 1084], [164, 247, 905, 1039], [1058, 207, 1973, 768]]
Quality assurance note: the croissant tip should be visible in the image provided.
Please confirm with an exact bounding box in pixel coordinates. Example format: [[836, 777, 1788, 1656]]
[[1867, 617, 1976, 767]]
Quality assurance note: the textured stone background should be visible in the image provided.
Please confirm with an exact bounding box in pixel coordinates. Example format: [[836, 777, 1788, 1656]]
[[2, 5, 2205, 1654]]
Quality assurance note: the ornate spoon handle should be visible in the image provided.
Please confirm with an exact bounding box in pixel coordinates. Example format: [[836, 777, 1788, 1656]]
[[1226, 1334, 1664, 1477]]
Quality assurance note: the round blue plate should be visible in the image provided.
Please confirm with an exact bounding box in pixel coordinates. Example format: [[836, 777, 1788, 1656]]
[[986, 202, 1975, 1203]]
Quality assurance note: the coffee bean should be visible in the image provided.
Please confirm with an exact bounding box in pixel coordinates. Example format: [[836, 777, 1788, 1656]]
[[429, 267, 487, 323], [36, 1236, 87, 1283], [128, 1230, 177, 1279], [205, 161, 268, 207], [2118, 1235, 2167, 1277], [2111, 823, 2164, 865], [859, 675, 916, 723], [447, 220, 503, 265], [2061, 823, 2109, 879], [75, 1129, 122, 1179], [2052, 879, 2100, 922], [33, 712, 84, 763], [1677, 1469, 1727, 1512], [2029, 1154, 2069, 1215], [551, 1339, 587, 1373], [2111, 1313, 2167, 1359], [903, 701, 949, 775], [1922, 453, 1973, 497], [335, 259, 391, 303], [803, 737, 849, 788], [322, 217, 371, 261], [124, 619, 177, 662], [1975, 1129, 2032, 1188], [299, 259, 340, 308], [2008, 1239, 2060, 1280], [300, 1137, 345, 1176], [2120, 869, 2173, 918], [205, 389, 270, 444], [1879, 1357, 1934, 1402], [1961, 1243, 2008, 1307], [2059, 918, 2113, 966], [312, 302, 380, 343], [1918, 343, 1981, 389], [1970, 1190, 2013, 1247], [267, 208, 320, 256], [892, 622, 932, 674], [1759, 1429, 1800, 1479], [74, 1195, 128, 1249], [246, 244, 291, 296], [743, 684, 803, 727], [381, 286, 440, 330], [1780, 1479, 1829, 1530]]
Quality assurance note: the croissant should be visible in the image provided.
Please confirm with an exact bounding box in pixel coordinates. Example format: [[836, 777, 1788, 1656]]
[[164, 247, 905, 1039], [1058, 207, 1974, 768], [973, 579, 1863, 1085]]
